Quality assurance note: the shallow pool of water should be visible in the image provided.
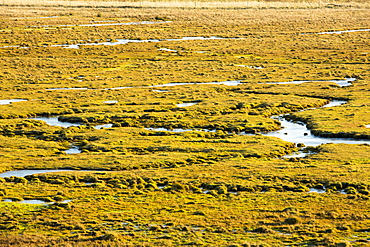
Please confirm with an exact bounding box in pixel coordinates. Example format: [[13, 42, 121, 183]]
[[144, 100, 369, 147], [264, 116, 369, 147], [281, 151, 312, 159], [0, 45, 20, 49], [2, 199, 73, 204], [42, 78, 369, 157], [52, 36, 242, 49], [235, 65, 264, 69], [32, 20, 171, 29], [264, 78, 355, 87], [30, 117, 82, 128], [308, 188, 326, 193], [105, 86, 132, 90], [36, 16, 60, 19], [240, 100, 369, 148], [30, 116, 115, 130], [79, 20, 171, 27], [0, 169, 81, 178], [95, 124, 113, 129], [47, 80, 242, 91], [0, 99, 27, 105], [149, 80, 242, 87], [145, 127, 215, 133], [65, 146, 81, 154], [145, 127, 195, 132], [152, 89, 169, 92], [159, 48, 178, 52], [176, 102, 199, 107], [321, 100, 347, 108], [318, 29, 370, 35], [19, 199, 50, 204], [46, 87, 89, 90]]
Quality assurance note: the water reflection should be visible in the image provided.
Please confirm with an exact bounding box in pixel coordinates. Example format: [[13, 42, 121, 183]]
[[95, 124, 113, 129], [265, 117, 369, 147], [159, 48, 178, 52], [281, 151, 312, 159], [46, 87, 89, 90], [149, 80, 242, 87], [65, 146, 81, 154], [2, 199, 73, 204], [46, 78, 355, 91], [30, 117, 82, 128], [318, 29, 370, 35], [145, 127, 215, 133], [47, 80, 242, 91], [0, 169, 81, 178], [262, 100, 369, 147], [31, 21, 171, 29], [308, 188, 326, 193], [264, 78, 355, 87], [152, 90, 169, 92], [176, 102, 199, 107], [0, 99, 27, 105], [235, 65, 264, 69], [35, 77, 370, 158], [79, 21, 171, 27], [145, 127, 195, 132], [51, 36, 242, 49]]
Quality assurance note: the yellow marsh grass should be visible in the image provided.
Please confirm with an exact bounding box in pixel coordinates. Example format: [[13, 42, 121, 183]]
[[2, 0, 370, 9], [0, 6, 369, 245]]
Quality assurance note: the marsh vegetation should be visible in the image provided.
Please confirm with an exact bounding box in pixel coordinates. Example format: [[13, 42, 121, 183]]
[[0, 0, 369, 246]]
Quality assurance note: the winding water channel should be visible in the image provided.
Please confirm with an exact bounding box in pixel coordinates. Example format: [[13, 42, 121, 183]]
[[1, 77, 369, 177], [51, 36, 241, 49], [0, 99, 27, 105], [0, 169, 80, 178], [317, 29, 370, 35], [265, 100, 369, 147]]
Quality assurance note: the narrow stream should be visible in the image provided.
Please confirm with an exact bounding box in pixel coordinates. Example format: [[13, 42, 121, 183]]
[[145, 100, 369, 147], [51, 37, 242, 49], [265, 115, 369, 147], [1, 78, 367, 177], [29, 117, 82, 128], [176, 102, 199, 107], [264, 78, 355, 87], [236, 65, 264, 69], [264, 100, 369, 146], [2, 199, 72, 205], [145, 127, 215, 133], [29, 117, 113, 130], [0, 99, 27, 105], [41, 78, 367, 148], [46, 78, 355, 91], [35, 21, 171, 29], [65, 146, 81, 154], [0, 169, 81, 178], [95, 124, 113, 129], [318, 29, 370, 35], [45, 80, 242, 90], [0, 35, 239, 50]]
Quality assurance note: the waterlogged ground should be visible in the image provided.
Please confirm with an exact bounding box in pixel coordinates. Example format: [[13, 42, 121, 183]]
[[0, 4, 369, 247]]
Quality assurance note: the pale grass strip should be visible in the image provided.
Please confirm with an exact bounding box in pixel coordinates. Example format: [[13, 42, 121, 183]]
[[1, 0, 369, 9]]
